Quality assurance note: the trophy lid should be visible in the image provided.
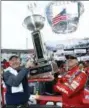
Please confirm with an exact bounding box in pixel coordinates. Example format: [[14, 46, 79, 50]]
[[23, 14, 45, 31]]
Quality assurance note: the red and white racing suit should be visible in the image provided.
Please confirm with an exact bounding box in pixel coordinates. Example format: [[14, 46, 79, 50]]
[[54, 66, 89, 108]]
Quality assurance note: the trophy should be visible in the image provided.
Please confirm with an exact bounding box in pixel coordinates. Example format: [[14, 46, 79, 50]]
[[23, 3, 58, 79]]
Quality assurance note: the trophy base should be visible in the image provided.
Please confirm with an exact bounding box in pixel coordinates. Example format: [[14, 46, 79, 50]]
[[29, 61, 58, 80]]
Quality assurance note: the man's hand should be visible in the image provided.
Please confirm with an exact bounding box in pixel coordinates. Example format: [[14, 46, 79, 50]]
[[25, 59, 35, 68]]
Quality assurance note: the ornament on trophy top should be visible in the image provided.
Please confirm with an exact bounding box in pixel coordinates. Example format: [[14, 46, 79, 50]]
[[23, 3, 45, 31], [27, 3, 37, 31], [46, 1, 84, 34]]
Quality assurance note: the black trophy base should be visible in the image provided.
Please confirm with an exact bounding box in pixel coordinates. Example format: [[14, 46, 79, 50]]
[[30, 63, 52, 76]]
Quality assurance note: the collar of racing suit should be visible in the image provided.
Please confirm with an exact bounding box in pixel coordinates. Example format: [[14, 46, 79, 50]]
[[68, 65, 87, 77], [68, 65, 79, 72]]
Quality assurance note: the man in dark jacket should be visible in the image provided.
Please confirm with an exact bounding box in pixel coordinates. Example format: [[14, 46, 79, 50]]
[[3, 55, 34, 108]]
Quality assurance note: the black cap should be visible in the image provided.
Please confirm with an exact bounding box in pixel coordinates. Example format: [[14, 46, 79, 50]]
[[65, 54, 77, 60]]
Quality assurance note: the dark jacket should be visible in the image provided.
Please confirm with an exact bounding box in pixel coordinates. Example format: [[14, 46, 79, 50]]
[[3, 67, 30, 105]]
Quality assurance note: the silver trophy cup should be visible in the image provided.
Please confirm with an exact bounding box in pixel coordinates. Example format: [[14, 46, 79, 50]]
[[23, 14, 45, 31], [23, 4, 58, 79], [23, 3, 45, 62]]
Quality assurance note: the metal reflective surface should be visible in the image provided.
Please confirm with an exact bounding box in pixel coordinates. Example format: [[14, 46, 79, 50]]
[[23, 14, 45, 31]]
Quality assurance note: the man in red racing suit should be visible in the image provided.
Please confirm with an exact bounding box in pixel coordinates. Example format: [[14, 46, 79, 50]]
[[54, 55, 89, 108]]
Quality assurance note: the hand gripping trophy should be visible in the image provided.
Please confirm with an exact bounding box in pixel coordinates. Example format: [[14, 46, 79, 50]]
[[23, 3, 58, 79]]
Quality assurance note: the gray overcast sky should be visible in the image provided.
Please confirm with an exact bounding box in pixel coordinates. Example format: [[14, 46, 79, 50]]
[[1, 1, 89, 49]]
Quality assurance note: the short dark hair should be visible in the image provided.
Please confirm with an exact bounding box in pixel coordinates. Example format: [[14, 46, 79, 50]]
[[9, 55, 19, 61]]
